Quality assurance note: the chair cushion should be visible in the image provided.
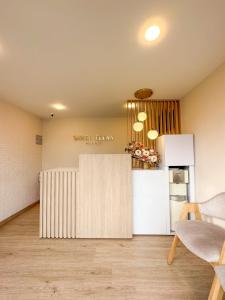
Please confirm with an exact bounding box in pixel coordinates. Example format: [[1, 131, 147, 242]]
[[174, 220, 225, 263], [215, 266, 225, 290]]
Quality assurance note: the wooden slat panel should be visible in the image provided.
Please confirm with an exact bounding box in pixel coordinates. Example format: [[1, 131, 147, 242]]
[[127, 101, 130, 144], [63, 171, 67, 238], [59, 171, 63, 238], [131, 101, 135, 142], [71, 172, 76, 238], [171, 101, 174, 134], [143, 101, 147, 147], [55, 172, 59, 238], [177, 101, 181, 133], [50, 171, 55, 238], [127, 99, 181, 153], [40, 168, 77, 239], [39, 172, 43, 238], [160, 101, 163, 135], [77, 154, 132, 238], [67, 171, 72, 238], [46, 171, 51, 238], [42, 172, 47, 238]]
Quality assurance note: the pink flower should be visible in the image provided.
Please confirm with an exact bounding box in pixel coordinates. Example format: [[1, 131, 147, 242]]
[[142, 150, 150, 156]]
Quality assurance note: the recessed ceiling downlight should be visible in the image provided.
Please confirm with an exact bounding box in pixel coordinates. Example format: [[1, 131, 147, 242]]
[[145, 25, 160, 41], [51, 103, 67, 110]]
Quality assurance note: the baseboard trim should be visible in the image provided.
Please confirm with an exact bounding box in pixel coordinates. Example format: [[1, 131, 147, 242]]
[[0, 200, 40, 227]]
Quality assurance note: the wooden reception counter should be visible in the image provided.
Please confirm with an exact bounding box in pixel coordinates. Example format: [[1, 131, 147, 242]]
[[40, 154, 132, 238], [132, 168, 170, 235], [77, 154, 132, 238], [40, 135, 195, 238]]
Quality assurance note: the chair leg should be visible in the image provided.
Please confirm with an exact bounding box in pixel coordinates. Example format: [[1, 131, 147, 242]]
[[208, 276, 224, 300], [167, 235, 179, 265]]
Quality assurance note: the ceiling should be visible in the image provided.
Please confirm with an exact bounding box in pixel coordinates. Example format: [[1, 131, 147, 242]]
[[0, 0, 225, 118]]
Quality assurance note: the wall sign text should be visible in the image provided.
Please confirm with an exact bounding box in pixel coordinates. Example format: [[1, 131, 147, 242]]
[[73, 135, 114, 145]]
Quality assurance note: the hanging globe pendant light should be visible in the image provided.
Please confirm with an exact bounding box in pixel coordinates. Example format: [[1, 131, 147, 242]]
[[147, 130, 159, 140], [137, 112, 147, 122], [133, 122, 144, 132]]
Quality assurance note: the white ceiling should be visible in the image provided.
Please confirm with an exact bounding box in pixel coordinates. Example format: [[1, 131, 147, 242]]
[[0, 0, 225, 118]]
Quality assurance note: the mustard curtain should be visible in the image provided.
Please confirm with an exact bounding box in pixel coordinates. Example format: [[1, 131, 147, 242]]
[[127, 100, 181, 149]]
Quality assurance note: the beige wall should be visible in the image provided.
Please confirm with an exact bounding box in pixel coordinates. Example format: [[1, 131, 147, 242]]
[[0, 100, 42, 222], [42, 117, 127, 169], [181, 62, 225, 202]]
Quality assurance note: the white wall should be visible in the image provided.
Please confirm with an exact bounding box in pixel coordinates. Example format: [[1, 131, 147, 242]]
[[0, 100, 42, 222], [181, 62, 225, 202], [42, 117, 127, 169]]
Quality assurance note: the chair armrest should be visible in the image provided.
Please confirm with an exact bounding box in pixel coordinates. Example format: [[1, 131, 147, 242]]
[[179, 203, 202, 221]]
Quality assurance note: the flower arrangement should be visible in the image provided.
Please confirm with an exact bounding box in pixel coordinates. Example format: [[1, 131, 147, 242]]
[[125, 141, 160, 168]]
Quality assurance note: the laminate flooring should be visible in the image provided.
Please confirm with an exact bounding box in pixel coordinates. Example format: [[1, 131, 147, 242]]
[[0, 204, 215, 300]]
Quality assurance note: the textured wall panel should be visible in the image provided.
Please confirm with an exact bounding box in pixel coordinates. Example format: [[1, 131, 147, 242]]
[[0, 100, 42, 222]]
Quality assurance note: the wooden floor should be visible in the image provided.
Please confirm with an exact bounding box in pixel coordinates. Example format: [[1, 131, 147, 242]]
[[0, 205, 214, 300]]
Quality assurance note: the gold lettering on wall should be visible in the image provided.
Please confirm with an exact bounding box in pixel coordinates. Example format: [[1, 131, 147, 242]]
[[73, 135, 114, 145]]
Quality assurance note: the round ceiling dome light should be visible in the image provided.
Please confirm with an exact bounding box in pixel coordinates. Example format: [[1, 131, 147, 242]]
[[138, 112, 147, 122], [145, 25, 160, 41], [147, 129, 159, 140], [133, 122, 144, 132]]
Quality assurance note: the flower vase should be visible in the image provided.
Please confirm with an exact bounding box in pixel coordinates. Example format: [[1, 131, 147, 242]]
[[149, 163, 158, 170], [143, 162, 149, 169]]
